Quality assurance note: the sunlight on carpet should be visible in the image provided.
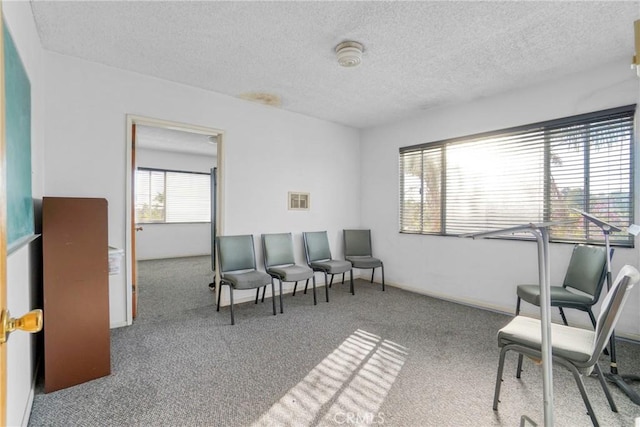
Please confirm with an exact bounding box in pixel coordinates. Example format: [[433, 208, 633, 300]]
[[252, 329, 408, 426]]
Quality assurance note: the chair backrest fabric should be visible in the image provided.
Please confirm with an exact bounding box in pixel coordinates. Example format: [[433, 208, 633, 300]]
[[563, 244, 608, 298], [217, 235, 257, 273], [344, 229, 373, 257], [590, 264, 639, 360], [262, 233, 295, 268], [303, 231, 332, 262]]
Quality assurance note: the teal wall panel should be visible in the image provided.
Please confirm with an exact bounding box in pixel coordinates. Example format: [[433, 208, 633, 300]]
[[4, 19, 34, 247]]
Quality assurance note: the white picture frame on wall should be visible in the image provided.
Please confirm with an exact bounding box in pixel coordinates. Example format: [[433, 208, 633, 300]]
[[288, 192, 310, 210]]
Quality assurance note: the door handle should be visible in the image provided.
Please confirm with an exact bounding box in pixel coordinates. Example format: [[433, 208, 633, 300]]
[[135, 226, 143, 231], [0, 309, 43, 344]]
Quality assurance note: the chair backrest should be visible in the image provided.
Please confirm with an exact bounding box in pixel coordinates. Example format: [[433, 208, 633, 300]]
[[303, 231, 332, 263], [563, 244, 608, 301], [344, 229, 373, 257], [262, 233, 295, 268], [588, 264, 639, 363], [216, 235, 257, 273]]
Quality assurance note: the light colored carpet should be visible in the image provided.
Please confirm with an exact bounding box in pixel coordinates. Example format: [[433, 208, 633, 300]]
[[28, 256, 640, 426]]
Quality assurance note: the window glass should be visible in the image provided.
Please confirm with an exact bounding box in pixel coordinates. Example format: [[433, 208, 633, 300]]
[[136, 168, 210, 223], [399, 105, 635, 246]]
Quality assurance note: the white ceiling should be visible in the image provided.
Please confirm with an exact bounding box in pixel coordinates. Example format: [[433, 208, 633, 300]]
[[136, 125, 217, 157], [30, 1, 640, 129]]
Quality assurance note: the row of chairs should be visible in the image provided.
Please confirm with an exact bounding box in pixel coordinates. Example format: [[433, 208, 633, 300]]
[[215, 230, 385, 325]]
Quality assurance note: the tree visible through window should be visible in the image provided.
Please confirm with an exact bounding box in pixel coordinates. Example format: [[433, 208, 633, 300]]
[[135, 168, 210, 223], [399, 105, 635, 246]]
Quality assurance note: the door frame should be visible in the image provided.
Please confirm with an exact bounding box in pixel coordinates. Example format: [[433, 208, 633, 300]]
[[125, 114, 224, 325]]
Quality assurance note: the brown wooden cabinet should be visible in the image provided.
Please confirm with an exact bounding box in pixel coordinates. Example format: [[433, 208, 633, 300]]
[[42, 197, 111, 393]]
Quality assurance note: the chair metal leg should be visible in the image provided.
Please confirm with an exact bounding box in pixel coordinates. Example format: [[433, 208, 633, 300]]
[[229, 287, 235, 325], [594, 362, 617, 413], [303, 279, 309, 294], [278, 278, 283, 314], [587, 309, 597, 328], [329, 274, 334, 288], [370, 269, 374, 283], [493, 347, 509, 410], [381, 263, 385, 291], [342, 273, 345, 284], [292, 281, 298, 296], [255, 288, 260, 304], [217, 281, 223, 312], [261, 285, 266, 303], [271, 280, 277, 316], [350, 270, 354, 295], [516, 354, 524, 378], [559, 307, 569, 326], [312, 276, 317, 305], [566, 361, 600, 427], [324, 272, 330, 302], [515, 297, 521, 315]]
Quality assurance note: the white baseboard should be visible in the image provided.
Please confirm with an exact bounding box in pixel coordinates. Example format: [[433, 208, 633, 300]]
[[386, 280, 640, 342], [21, 358, 40, 427], [110, 320, 130, 329]]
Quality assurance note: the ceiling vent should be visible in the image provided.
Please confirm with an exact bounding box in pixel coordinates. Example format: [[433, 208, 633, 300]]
[[335, 41, 364, 68]]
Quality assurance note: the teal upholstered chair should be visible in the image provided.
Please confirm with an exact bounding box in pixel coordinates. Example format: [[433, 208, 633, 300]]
[[216, 235, 275, 325], [343, 229, 385, 291], [262, 233, 316, 313], [303, 231, 353, 302], [494, 265, 639, 427], [515, 244, 609, 328]]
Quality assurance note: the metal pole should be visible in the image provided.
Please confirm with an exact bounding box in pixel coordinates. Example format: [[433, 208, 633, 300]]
[[462, 221, 567, 425], [603, 229, 618, 375], [535, 227, 554, 427]]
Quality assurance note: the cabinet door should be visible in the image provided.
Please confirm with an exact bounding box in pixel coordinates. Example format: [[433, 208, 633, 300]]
[[43, 197, 110, 393]]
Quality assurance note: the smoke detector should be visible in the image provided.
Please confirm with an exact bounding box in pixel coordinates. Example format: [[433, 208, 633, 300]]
[[335, 41, 364, 67]]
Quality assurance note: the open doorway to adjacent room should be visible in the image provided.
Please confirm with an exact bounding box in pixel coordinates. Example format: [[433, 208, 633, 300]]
[[126, 115, 224, 324]]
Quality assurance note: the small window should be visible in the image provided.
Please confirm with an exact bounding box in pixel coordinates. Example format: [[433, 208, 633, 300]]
[[136, 168, 211, 223]]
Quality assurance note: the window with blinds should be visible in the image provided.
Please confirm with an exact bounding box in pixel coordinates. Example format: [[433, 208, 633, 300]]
[[399, 105, 635, 246], [135, 168, 211, 223]]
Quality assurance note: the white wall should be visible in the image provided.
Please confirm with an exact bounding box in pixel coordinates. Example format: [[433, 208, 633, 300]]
[[42, 52, 361, 327], [135, 147, 215, 260], [3, 2, 45, 426], [361, 59, 640, 339]]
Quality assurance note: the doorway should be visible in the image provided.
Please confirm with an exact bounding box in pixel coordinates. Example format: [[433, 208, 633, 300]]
[[126, 115, 224, 325]]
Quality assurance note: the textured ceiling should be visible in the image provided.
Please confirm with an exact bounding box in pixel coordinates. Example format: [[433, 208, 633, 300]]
[[30, 1, 640, 129], [136, 125, 217, 157]]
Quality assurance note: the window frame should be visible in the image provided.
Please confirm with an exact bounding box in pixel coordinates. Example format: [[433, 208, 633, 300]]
[[135, 167, 212, 225], [399, 105, 636, 247]]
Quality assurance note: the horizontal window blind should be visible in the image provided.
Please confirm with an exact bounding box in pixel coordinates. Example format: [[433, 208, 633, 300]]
[[135, 168, 211, 223], [399, 105, 635, 246]]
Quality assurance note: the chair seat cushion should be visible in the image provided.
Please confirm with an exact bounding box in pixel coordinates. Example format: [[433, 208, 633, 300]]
[[346, 256, 382, 269], [517, 284, 593, 307], [310, 260, 351, 274], [498, 315, 594, 364], [268, 265, 313, 282], [222, 270, 271, 290]]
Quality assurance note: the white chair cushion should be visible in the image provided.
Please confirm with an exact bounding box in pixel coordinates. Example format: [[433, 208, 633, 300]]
[[498, 316, 594, 364]]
